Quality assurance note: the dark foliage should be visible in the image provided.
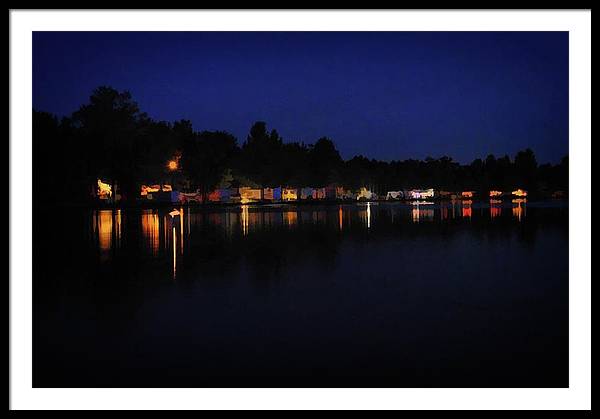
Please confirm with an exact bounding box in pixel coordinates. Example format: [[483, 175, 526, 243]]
[[33, 87, 568, 205]]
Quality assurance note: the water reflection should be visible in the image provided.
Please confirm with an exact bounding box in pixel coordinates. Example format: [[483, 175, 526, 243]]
[[93, 209, 121, 259], [180, 207, 184, 253], [462, 200, 473, 219], [141, 211, 160, 255], [441, 205, 449, 221], [411, 202, 434, 223], [90, 200, 539, 263], [172, 226, 177, 280], [490, 200, 502, 219], [41, 203, 567, 389], [283, 210, 298, 228], [241, 205, 249, 236], [512, 198, 527, 222]]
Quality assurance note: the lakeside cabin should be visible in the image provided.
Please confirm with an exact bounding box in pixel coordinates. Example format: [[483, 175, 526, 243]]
[[262, 187, 282, 201], [282, 188, 298, 201], [239, 187, 262, 203], [97, 179, 112, 200], [386, 191, 404, 200], [357, 187, 376, 201], [489, 190, 503, 198], [100, 181, 543, 205], [407, 188, 435, 200], [140, 184, 179, 203], [512, 189, 528, 198]]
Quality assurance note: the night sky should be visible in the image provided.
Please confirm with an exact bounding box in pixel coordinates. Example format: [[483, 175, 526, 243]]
[[33, 31, 568, 164]]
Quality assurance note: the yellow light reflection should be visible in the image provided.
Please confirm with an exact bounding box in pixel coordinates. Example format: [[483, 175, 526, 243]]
[[490, 200, 502, 219], [512, 198, 527, 222], [141, 211, 160, 255], [412, 205, 434, 223], [338, 205, 343, 231], [366, 202, 371, 229], [179, 207, 184, 254], [97, 210, 113, 253], [172, 226, 177, 280], [283, 211, 297, 227], [115, 209, 121, 249], [241, 205, 249, 236], [412, 206, 420, 223]]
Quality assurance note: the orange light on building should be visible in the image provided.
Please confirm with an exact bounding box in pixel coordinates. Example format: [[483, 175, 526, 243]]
[[97, 179, 112, 199], [167, 160, 178, 171], [512, 189, 528, 197], [461, 191, 474, 198], [489, 190, 503, 197]]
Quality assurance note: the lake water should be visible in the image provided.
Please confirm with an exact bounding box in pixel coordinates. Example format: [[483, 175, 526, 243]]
[[33, 200, 569, 387]]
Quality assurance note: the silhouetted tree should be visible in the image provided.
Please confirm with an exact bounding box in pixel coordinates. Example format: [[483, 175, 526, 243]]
[[309, 137, 343, 187], [240, 121, 283, 186], [514, 148, 538, 190], [71, 86, 147, 202], [181, 130, 238, 200], [33, 86, 568, 205]]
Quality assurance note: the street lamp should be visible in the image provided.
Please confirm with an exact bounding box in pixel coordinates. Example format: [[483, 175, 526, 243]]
[[167, 160, 178, 171]]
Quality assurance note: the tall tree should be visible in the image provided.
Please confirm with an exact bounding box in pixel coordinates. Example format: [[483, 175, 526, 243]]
[[181, 130, 238, 199], [309, 137, 343, 187], [71, 86, 146, 202]]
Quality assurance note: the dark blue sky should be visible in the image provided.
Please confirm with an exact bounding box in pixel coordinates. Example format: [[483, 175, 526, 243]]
[[33, 31, 568, 164]]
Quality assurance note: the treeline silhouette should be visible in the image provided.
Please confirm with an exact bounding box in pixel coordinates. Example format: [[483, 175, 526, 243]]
[[33, 86, 568, 205]]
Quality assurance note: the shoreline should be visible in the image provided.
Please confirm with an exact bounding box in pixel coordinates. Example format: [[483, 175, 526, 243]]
[[38, 196, 568, 211]]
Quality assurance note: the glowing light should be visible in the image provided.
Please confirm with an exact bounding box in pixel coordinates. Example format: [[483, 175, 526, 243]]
[[512, 189, 528, 197], [338, 205, 343, 231], [412, 207, 420, 223], [141, 211, 159, 255], [512, 198, 527, 222], [172, 226, 177, 280], [283, 211, 297, 227], [241, 205, 249, 236], [357, 187, 375, 201], [97, 179, 112, 199], [282, 188, 298, 201], [141, 184, 172, 196], [366, 202, 371, 228], [239, 187, 262, 203], [462, 200, 472, 219], [489, 190, 503, 197], [167, 159, 178, 171], [461, 191, 474, 198], [180, 207, 184, 254], [411, 203, 434, 222], [490, 200, 502, 219], [97, 210, 113, 253], [408, 188, 434, 200]]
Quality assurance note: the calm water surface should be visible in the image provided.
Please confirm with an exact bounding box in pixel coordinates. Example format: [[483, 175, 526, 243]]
[[33, 200, 568, 387]]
